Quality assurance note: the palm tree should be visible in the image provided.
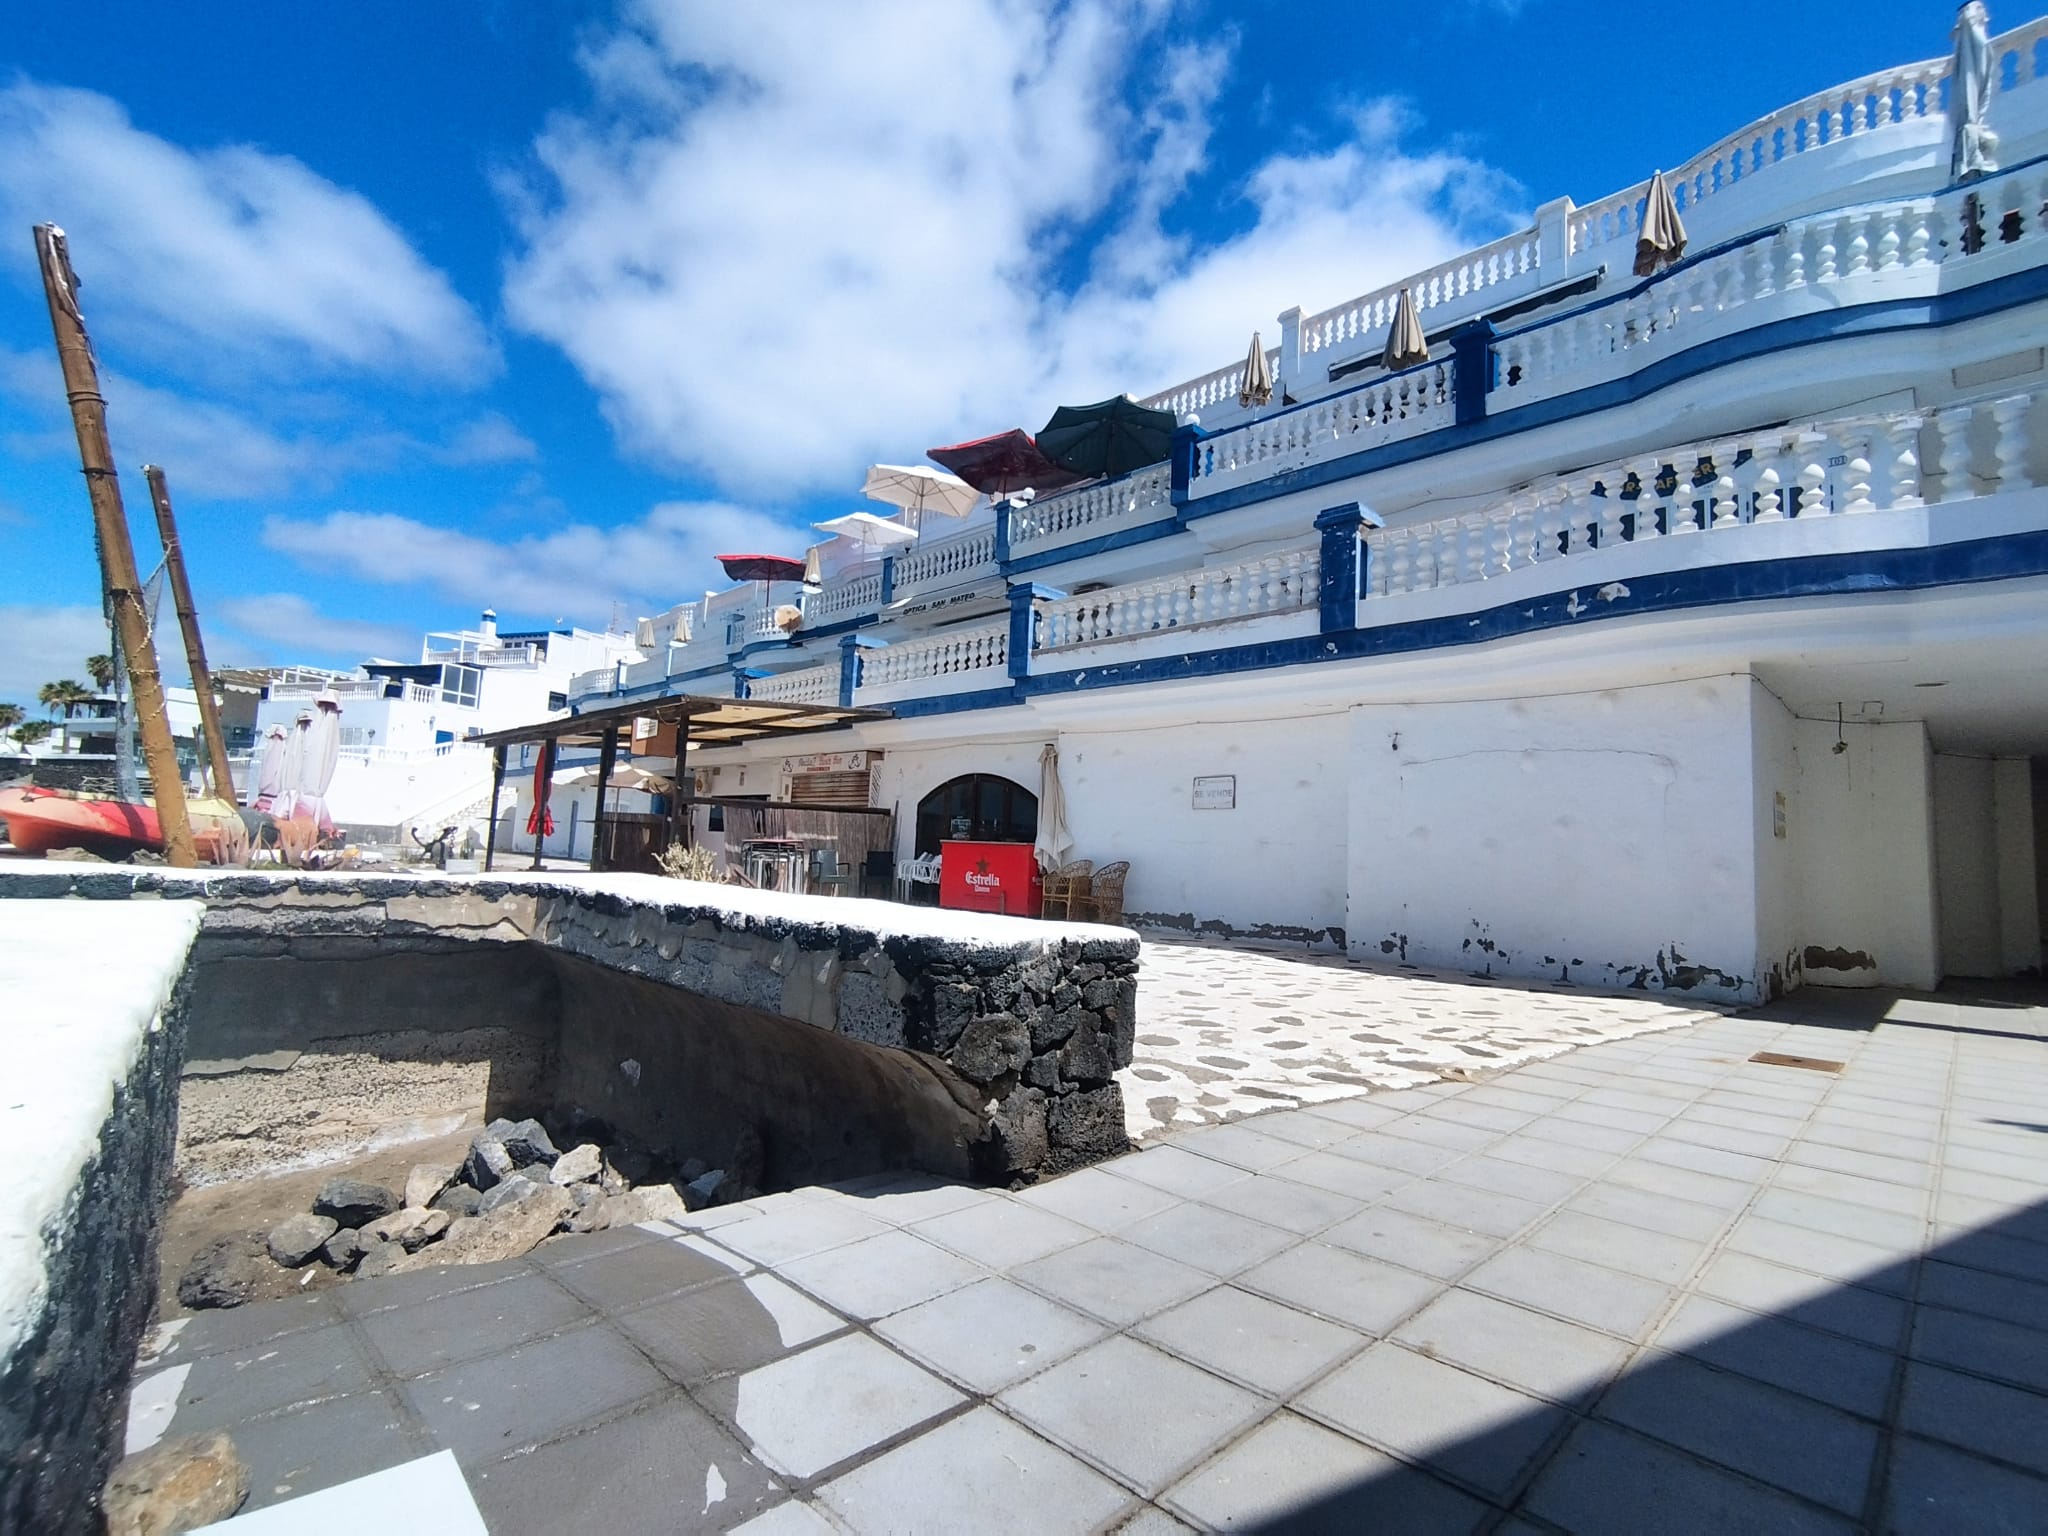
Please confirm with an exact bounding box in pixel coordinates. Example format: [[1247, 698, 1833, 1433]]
[[0, 703, 21, 741], [38, 679, 92, 753], [86, 653, 116, 693], [13, 719, 54, 750]]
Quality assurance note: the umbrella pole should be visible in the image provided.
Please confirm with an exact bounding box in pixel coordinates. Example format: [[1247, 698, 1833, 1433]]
[[592, 727, 617, 872], [33, 225, 197, 867], [484, 744, 506, 872], [143, 464, 237, 804]]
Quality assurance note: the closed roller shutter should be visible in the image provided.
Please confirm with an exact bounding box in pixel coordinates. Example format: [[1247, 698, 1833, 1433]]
[[791, 770, 872, 808]]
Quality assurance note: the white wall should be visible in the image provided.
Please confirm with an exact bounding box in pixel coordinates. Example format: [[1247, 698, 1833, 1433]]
[[1058, 714, 1349, 942], [1749, 683, 1804, 997], [871, 738, 1049, 860], [1934, 753, 2041, 978], [1782, 717, 1941, 990], [1345, 677, 1763, 1000]]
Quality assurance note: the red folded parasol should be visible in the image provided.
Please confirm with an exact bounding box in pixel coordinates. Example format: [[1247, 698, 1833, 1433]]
[[927, 429, 1088, 497], [716, 554, 808, 584], [525, 738, 555, 839]]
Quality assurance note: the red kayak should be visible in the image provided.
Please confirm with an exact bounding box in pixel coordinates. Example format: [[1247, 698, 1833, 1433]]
[[0, 785, 244, 862]]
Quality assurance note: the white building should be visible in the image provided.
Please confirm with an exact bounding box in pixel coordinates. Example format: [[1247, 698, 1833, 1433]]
[[248, 611, 640, 837], [563, 10, 2048, 1002]]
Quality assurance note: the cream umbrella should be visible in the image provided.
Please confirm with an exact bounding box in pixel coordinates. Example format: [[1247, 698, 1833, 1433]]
[[814, 509, 922, 555], [251, 723, 289, 810], [271, 710, 310, 819], [1382, 287, 1429, 371], [291, 689, 342, 834], [1033, 741, 1074, 874], [1949, 2, 1999, 181], [1634, 170, 1689, 277], [861, 464, 979, 531], [1238, 331, 1274, 408]]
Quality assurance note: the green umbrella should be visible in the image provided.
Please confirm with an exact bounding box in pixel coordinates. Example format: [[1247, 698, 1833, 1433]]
[[1036, 395, 1178, 479]]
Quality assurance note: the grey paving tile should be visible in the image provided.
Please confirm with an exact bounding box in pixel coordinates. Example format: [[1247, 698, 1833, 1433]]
[[1296, 1341, 1565, 1500], [467, 1392, 783, 1535], [1122, 1200, 1299, 1277], [1380, 1177, 1547, 1238], [1722, 1215, 1915, 1294], [1198, 1173, 1365, 1236], [356, 1270, 595, 1379], [874, 1277, 1106, 1394], [1773, 1160, 1929, 1217], [1264, 1149, 1409, 1201], [1249, 1110, 1369, 1150], [1527, 1419, 1856, 1535], [1135, 1286, 1365, 1396], [1486, 1132, 1617, 1179], [1014, 1167, 1184, 1231], [1635, 1135, 1774, 1185], [1464, 1245, 1673, 1340], [153, 1291, 343, 1361], [1692, 1251, 1909, 1350], [1528, 1210, 1704, 1286], [1379, 1114, 1500, 1152], [1164, 1412, 1492, 1533], [727, 1332, 963, 1480], [1553, 1100, 1671, 1136], [399, 1324, 669, 1466], [726, 1500, 838, 1534], [1916, 1257, 2048, 1331], [167, 1323, 378, 1434], [778, 1228, 987, 1320], [1940, 1142, 2048, 1187], [912, 1194, 1095, 1269], [1681, 1102, 1810, 1138], [829, 1175, 995, 1227], [329, 1258, 527, 1318], [1519, 1115, 1642, 1155], [998, 1335, 1267, 1497], [1911, 1303, 2048, 1393], [1899, 1359, 2048, 1478], [1932, 1223, 2048, 1284], [525, 1225, 663, 1270], [1659, 1116, 1792, 1159], [1165, 1122, 1311, 1173], [1885, 1435, 2048, 1536], [1012, 1236, 1213, 1326], [613, 1273, 842, 1384], [1301, 1096, 1417, 1130], [546, 1235, 742, 1314], [709, 1202, 895, 1267], [1237, 1242, 1443, 1335], [1109, 1506, 1198, 1534], [1320, 1205, 1500, 1280], [1327, 1132, 1464, 1176], [1458, 1084, 1577, 1114], [1782, 1139, 1932, 1188], [1749, 1187, 1927, 1251], [217, 1388, 424, 1513], [1391, 1289, 1631, 1406], [1800, 1119, 1936, 1161], [819, 1407, 1131, 1535], [1102, 1144, 1254, 1198], [1602, 1155, 1756, 1210], [1434, 1152, 1585, 1207], [1652, 1294, 1894, 1418], [1419, 1101, 1536, 1135]]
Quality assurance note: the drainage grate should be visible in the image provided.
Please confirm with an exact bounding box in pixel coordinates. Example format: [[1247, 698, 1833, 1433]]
[[1748, 1051, 1845, 1073]]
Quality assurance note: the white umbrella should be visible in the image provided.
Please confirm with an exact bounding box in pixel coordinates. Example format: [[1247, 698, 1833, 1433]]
[[1949, 2, 1999, 181], [815, 510, 922, 555], [1033, 741, 1074, 874], [1382, 287, 1429, 371], [861, 464, 979, 531], [290, 689, 342, 834], [1238, 331, 1273, 409], [251, 724, 289, 810], [271, 711, 311, 819], [1634, 170, 1688, 277]]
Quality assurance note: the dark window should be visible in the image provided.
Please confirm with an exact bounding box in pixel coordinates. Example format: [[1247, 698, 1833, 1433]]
[[915, 773, 1037, 856]]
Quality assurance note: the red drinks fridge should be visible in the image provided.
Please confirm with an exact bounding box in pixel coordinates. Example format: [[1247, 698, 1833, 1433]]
[[938, 840, 1044, 917]]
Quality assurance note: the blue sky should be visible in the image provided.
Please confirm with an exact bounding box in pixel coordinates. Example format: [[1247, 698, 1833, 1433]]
[[0, 0, 1952, 706]]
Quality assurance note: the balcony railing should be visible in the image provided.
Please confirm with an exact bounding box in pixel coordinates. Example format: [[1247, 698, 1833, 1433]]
[[1185, 360, 1453, 499], [748, 665, 836, 705], [857, 621, 1008, 690], [1010, 464, 1173, 553], [1036, 547, 1319, 651], [891, 524, 997, 596]]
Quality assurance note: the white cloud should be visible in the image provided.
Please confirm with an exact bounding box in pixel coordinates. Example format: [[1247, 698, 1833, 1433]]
[[0, 603, 120, 708], [502, 0, 1522, 495], [259, 499, 797, 624], [0, 81, 493, 385], [211, 593, 420, 667]]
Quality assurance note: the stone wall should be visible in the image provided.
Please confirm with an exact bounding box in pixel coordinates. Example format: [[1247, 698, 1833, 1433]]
[[0, 903, 201, 1536], [0, 870, 1141, 1185]]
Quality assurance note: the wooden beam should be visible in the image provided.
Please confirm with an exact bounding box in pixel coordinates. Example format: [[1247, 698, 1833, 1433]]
[[669, 709, 692, 853], [142, 464, 236, 804], [483, 744, 506, 872], [592, 726, 618, 872]]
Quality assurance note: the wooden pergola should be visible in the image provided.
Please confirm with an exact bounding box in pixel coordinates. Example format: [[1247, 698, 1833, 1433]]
[[475, 694, 889, 872]]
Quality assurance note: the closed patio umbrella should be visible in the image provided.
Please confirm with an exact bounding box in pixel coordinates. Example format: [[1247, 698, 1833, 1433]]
[[1033, 741, 1074, 873], [1238, 331, 1274, 409], [270, 710, 310, 819], [1634, 170, 1688, 277], [1382, 287, 1429, 371], [525, 739, 556, 843], [1949, 2, 1998, 181], [291, 688, 341, 834], [251, 723, 288, 810], [1037, 396, 1178, 479]]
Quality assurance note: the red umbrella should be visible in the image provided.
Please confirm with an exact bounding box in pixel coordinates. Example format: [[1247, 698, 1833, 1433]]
[[525, 738, 555, 840], [928, 430, 1088, 498], [716, 554, 808, 584]]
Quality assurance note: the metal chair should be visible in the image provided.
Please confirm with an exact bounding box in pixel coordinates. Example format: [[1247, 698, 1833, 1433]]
[[860, 849, 894, 899], [811, 847, 853, 896], [1076, 860, 1130, 923], [1039, 858, 1094, 920]]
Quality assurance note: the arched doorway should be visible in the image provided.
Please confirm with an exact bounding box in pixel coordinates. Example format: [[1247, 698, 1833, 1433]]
[[915, 773, 1037, 857]]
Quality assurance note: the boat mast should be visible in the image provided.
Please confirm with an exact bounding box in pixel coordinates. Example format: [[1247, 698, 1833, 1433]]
[[143, 464, 237, 805], [32, 224, 197, 867]]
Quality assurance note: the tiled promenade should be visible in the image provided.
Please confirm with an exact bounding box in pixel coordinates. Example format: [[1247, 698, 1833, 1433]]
[[136, 984, 2046, 1533]]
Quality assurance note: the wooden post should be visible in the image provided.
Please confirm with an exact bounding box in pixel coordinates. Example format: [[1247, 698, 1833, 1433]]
[[592, 727, 618, 872], [669, 711, 693, 853], [483, 744, 506, 872], [33, 225, 196, 867], [141, 464, 236, 803]]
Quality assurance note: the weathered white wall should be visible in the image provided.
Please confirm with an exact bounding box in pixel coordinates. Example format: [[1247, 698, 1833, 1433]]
[[1934, 753, 2041, 978], [1058, 714, 1349, 942], [1749, 683, 1804, 997], [1993, 758, 2041, 976], [1344, 677, 1762, 999]]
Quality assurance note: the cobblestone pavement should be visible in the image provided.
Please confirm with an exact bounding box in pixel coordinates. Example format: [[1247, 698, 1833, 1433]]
[[134, 983, 2048, 1533], [1123, 934, 1727, 1140]]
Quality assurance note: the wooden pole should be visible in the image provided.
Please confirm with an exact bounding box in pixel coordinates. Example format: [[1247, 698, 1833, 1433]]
[[142, 464, 236, 804], [33, 225, 196, 867], [483, 744, 505, 872], [670, 713, 692, 853], [592, 728, 618, 872]]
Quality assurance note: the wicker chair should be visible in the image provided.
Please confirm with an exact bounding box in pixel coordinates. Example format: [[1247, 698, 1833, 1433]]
[[1039, 858, 1094, 920], [1076, 860, 1130, 924]]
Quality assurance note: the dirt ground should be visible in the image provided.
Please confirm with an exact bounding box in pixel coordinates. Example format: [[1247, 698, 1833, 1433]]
[[152, 1126, 480, 1323]]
